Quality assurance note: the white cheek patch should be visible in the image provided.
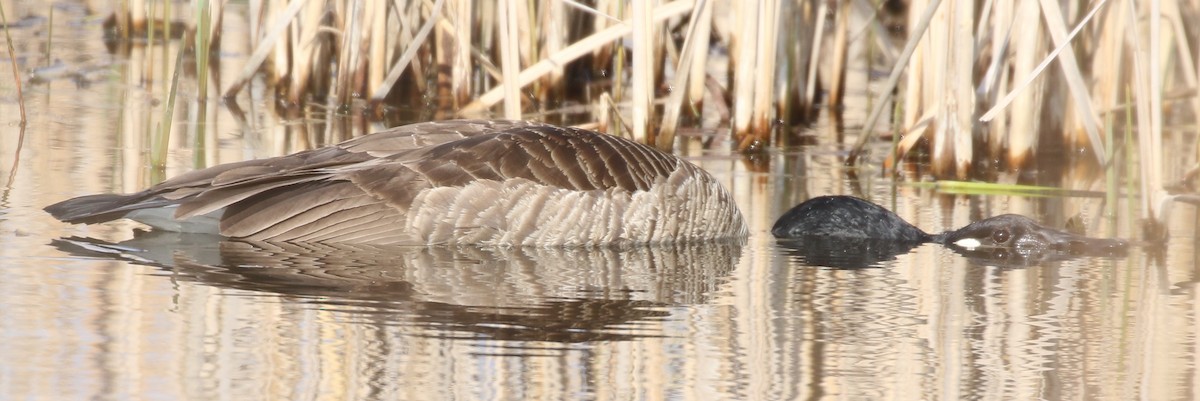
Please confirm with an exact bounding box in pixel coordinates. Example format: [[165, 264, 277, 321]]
[[954, 238, 983, 249]]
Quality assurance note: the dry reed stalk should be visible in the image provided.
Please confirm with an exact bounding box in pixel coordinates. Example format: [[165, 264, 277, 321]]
[[899, 0, 929, 138], [477, 0, 494, 58], [516, 0, 533, 69], [561, 0, 621, 23], [749, 0, 779, 139], [114, 0, 130, 39], [927, 0, 953, 176], [265, 1, 288, 86], [450, 0, 472, 107], [659, 0, 709, 150], [779, 1, 815, 127], [590, 0, 619, 74], [142, 0, 157, 153], [196, 0, 212, 103], [353, 1, 373, 102], [827, 3, 850, 110], [347, 2, 371, 102], [630, 0, 653, 144], [3, 124, 23, 190], [207, 0, 224, 51], [539, 0, 566, 101], [940, 0, 975, 178], [802, 0, 826, 115], [974, 0, 995, 49], [434, 7, 454, 111], [855, 0, 898, 62], [335, 0, 364, 106], [560, 0, 621, 107], [224, 0, 306, 99], [1037, 0, 1105, 164], [686, 0, 713, 112], [497, 0, 522, 119], [459, 1, 693, 116], [130, 0, 146, 33], [293, 0, 326, 104], [597, 91, 611, 132], [982, 0, 1013, 157], [0, 1, 26, 124], [849, 0, 941, 164], [1161, 0, 1200, 164], [1002, 0, 1044, 169], [731, 0, 759, 149], [46, 6, 53, 69], [161, 0, 174, 95], [600, 91, 632, 136], [610, 0, 627, 137], [371, 0, 444, 102], [152, 48, 186, 169], [366, 0, 387, 100], [1127, 0, 1164, 239], [249, 0, 262, 45], [399, 2, 429, 96], [1089, 0, 1125, 133], [977, 0, 1109, 167]]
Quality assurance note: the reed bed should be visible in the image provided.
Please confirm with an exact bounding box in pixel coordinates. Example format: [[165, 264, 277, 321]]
[[106, 0, 1200, 239]]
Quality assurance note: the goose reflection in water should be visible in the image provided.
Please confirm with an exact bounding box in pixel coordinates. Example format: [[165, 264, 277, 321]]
[[52, 231, 741, 343]]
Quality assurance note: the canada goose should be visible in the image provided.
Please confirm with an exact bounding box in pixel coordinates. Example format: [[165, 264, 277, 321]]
[[46, 120, 748, 246]]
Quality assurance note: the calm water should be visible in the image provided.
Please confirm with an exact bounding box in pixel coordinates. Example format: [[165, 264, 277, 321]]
[[1, 2, 1199, 401]]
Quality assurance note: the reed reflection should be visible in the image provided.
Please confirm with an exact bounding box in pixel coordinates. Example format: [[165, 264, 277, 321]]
[[52, 232, 742, 343]]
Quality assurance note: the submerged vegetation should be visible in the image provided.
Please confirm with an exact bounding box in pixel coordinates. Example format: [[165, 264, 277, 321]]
[[14, 0, 1199, 240]]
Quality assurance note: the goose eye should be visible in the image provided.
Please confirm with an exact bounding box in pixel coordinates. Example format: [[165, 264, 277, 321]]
[[991, 229, 1011, 244]]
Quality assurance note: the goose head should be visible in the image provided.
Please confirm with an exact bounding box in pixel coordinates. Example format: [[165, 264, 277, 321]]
[[935, 214, 1129, 257]]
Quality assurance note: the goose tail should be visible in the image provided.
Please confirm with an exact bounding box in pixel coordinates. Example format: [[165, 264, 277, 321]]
[[44, 193, 169, 224]]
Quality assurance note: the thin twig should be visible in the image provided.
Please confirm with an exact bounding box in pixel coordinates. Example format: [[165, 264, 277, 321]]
[[0, 1, 27, 125]]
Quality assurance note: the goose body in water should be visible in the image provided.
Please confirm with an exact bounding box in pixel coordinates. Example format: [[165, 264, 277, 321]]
[[45, 119, 1128, 254], [46, 120, 747, 246]]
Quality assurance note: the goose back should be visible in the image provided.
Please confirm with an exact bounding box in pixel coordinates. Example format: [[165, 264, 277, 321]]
[[46, 120, 748, 246]]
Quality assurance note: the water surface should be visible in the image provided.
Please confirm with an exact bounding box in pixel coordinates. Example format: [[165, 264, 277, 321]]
[[1, 2, 1198, 401]]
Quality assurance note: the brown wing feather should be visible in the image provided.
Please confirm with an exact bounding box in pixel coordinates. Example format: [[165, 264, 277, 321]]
[[44, 120, 535, 224], [337, 119, 551, 155], [396, 125, 681, 192], [206, 124, 680, 242], [46, 120, 684, 245], [218, 181, 374, 237], [222, 184, 413, 244]]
